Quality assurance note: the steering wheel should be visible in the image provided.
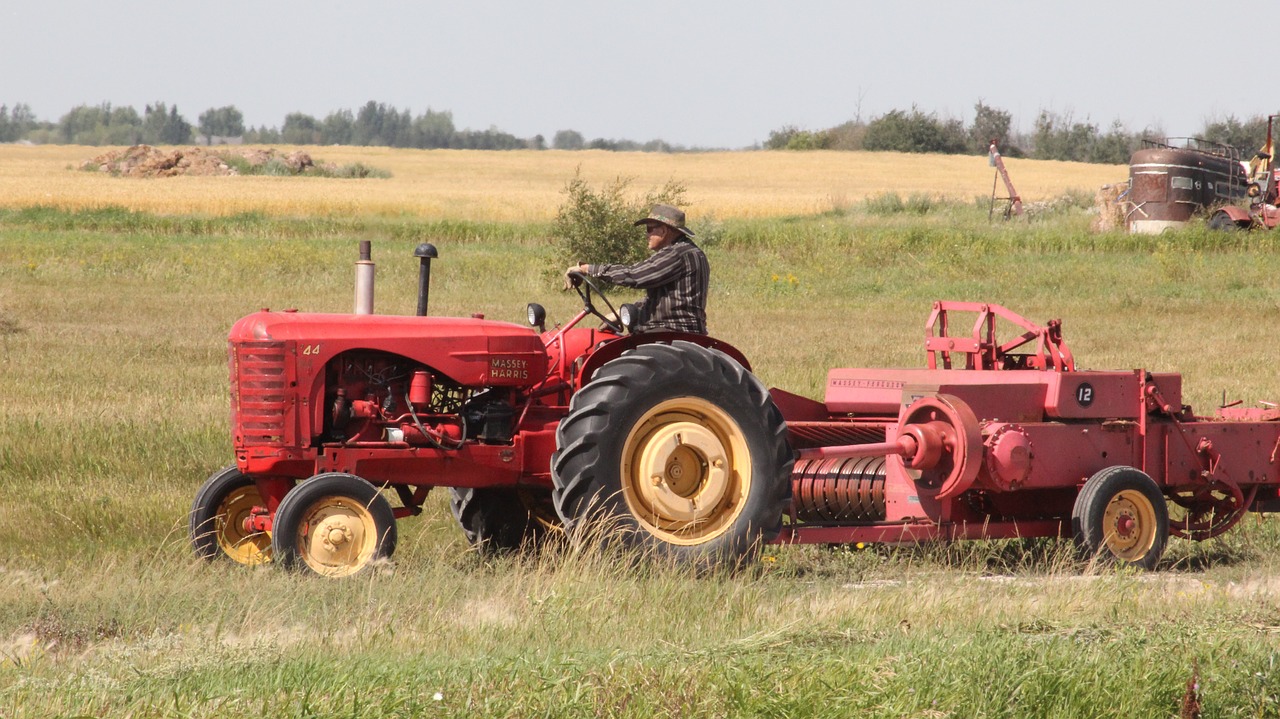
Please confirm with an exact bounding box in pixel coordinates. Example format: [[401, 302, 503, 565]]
[[566, 270, 623, 333]]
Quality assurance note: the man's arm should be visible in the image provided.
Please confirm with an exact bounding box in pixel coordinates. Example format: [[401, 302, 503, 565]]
[[586, 247, 683, 289]]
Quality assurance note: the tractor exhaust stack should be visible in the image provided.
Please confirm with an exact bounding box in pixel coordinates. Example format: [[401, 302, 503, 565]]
[[354, 241, 375, 315], [414, 243, 438, 316]]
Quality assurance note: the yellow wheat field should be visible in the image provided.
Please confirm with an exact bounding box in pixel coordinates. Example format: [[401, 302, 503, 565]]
[[0, 143, 1125, 221]]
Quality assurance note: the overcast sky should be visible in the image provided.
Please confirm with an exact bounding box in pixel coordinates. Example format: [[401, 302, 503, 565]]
[[3, 1, 1270, 148]]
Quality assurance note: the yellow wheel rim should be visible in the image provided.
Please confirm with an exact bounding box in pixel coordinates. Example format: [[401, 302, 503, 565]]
[[1102, 489, 1158, 562], [295, 496, 379, 578], [620, 397, 751, 545], [216, 485, 272, 566]]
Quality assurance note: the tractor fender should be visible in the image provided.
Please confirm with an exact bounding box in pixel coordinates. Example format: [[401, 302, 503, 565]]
[[1215, 205, 1252, 224], [578, 331, 751, 387]]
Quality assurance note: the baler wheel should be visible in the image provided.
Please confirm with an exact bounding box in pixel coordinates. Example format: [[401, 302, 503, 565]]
[[551, 341, 792, 566], [189, 465, 273, 566], [1072, 466, 1168, 570], [271, 473, 397, 578], [449, 487, 561, 554]]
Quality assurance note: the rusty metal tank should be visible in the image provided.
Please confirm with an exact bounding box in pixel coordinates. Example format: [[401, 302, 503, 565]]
[[1126, 140, 1248, 233]]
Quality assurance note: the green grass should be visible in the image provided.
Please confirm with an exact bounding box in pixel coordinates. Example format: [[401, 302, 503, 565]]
[[3, 204, 1280, 717]]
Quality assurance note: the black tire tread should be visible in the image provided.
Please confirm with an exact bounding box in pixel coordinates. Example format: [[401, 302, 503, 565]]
[[449, 487, 553, 553], [189, 465, 255, 561], [1071, 465, 1168, 570], [551, 341, 792, 564], [271, 472, 398, 575]]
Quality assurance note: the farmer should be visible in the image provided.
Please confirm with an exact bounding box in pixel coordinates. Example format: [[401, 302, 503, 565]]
[[566, 204, 709, 335]]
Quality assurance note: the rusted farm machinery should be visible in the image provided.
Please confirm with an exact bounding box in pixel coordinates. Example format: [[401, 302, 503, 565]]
[[1126, 137, 1249, 233], [1209, 114, 1280, 232], [987, 140, 1023, 221], [191, 245, 1280, 576]]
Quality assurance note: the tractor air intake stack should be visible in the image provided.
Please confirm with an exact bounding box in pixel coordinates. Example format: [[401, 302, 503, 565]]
[[354, 241, 374, 315], [414, 243, 438, 316]]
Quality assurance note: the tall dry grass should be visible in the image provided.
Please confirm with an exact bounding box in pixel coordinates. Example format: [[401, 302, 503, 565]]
[[0, 144, 1124, 221]]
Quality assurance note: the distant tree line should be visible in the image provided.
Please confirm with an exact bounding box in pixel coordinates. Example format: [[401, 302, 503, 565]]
[[3, 99, 1277, 164], [8, 101, 198, 146], [764, 102, 1280, 164], [242, 102, 535, 150], [0, 104, 39, 142], [549, 128, 679, 152], [0, 99, 686, 152]]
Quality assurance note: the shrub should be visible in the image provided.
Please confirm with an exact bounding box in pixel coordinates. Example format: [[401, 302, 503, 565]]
[[764, 125, 802, 150], [862, 191, 936, 216], [325, 162, 390, 179], [259, 158, 294, 176], [863, 192, 905, 215], [822, 121, 866, 151], [864, 107, 967, 154], [553, 173, 687, 276], [783, 131, 827, 150]]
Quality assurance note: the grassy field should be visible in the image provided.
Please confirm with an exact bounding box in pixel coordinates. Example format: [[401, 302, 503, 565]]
[[2, 148, 1280, 717]]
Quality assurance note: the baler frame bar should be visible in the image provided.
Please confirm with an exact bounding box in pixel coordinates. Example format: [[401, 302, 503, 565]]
[[775, 518, 1070, 545], [925, 301, 1074, 371]]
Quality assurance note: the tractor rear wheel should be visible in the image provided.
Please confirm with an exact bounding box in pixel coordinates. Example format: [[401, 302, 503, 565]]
[[1072, 466, 1168, 570], [552, 341, 792, 566], [449, 487, 560, 554], [271, 473, 397, 578], [1203, 208, 1233, 230], [189, 465, 273, 566]]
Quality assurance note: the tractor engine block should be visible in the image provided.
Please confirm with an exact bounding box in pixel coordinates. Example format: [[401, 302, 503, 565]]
[[326, 352, 473, 447]]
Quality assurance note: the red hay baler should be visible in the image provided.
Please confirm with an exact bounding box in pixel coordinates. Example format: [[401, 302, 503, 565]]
[[774, 300, 1280, 568], [191, 245, 1280, 576]]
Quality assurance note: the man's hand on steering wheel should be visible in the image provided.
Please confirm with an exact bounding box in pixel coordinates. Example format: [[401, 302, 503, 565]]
[[564, 268, 623, 334], [563, 264, 587, 291]]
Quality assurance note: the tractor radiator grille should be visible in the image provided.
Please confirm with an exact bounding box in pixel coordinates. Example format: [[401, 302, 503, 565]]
[[231, 340, 290, 446]]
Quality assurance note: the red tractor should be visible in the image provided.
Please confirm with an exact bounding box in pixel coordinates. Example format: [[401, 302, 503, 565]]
[[190, 242, 792, 576], [192, 245, 1280, 576], [1210, 113, 1280, 231]]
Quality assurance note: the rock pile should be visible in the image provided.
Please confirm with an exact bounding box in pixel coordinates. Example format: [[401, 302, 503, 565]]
[[80, 145, 316, 178]]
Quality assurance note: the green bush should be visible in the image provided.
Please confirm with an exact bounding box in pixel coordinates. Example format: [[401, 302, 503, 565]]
[[552, 173, 686, 275], [258, 158, 294, 176], [862, 191, 936, 216], [324, 162, 391, 179], [217, 153, 390, 179], [864, 107, 967, 154]]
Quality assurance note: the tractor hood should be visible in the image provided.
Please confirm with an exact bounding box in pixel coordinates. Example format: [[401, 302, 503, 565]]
[[228, 310, 548, 386]]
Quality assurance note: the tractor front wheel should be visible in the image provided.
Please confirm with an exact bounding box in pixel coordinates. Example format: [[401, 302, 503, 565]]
[[271, 473, 397, 577], [189, 465, 273, 566], [552, 341, 792, 566], [1072, 466, 1168, 570], [449, 487, 560, 554]]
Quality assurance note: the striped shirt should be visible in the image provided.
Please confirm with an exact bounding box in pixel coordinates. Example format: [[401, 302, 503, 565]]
[[587, 238, 709, 334]]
